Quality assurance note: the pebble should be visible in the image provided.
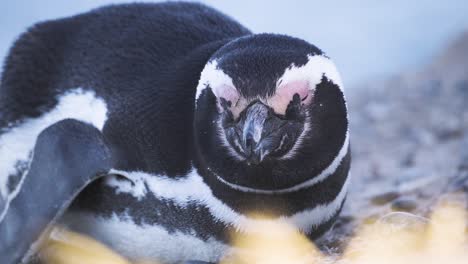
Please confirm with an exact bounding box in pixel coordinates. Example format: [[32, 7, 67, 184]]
[[370, 192, 400, 205], [448, 173, 468, 192], [363, 214, 380, 225], [391, 198, 418, 212], [333, 215, 355, 228], [378, 211, 428, 231], [182, 261, 213, 264]]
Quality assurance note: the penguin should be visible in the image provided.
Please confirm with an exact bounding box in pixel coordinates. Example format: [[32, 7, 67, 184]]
[[0, 2, 350, 264]]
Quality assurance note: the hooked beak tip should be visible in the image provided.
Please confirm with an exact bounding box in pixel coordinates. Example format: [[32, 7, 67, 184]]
[[245, 146, 269, 165]]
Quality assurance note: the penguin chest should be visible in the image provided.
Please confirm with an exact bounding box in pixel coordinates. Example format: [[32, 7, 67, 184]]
[[59, 170, 232, 263], [61, 211, 228, 263]]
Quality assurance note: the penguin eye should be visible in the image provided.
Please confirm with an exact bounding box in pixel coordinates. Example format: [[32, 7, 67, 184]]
[[267, 80, 312, 115], [212, 84, 245, 119], [213, 84, 239, 107]]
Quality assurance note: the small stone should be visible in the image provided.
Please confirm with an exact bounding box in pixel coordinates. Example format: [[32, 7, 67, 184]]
[[370, 191, 400, 205], [448, 173, 468, 192], [436, 127, 463, 141], [459, 136, 468, 170], [391, 198, 418, 212], [363, 214, 380, 225], [329, 216, 356, 237], [334, 215, 355, 227], [400, 152, 415, 167], [182, 261, 214, 264], [378, 211, 428, 231]]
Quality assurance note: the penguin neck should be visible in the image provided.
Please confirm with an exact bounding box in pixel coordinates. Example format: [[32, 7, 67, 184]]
[[192, 146, 350, 219]]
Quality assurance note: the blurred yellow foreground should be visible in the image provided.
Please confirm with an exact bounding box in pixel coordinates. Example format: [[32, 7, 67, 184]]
[[40, 202, 468, 264]]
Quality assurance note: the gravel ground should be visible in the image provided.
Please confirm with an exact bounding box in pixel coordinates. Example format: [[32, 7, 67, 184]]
[[316, 31, 468, 255]]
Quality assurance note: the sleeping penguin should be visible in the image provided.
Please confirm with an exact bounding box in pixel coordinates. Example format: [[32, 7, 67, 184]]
[[0, 2, 350, 264]]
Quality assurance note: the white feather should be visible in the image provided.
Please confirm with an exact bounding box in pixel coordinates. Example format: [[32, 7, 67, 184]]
[[195, 60, 234, 102], [61, 212, 228, 264], [216, 119, 245, 161], [216, 130, 350, 194], [107, 166, 349, 234], [277, 54, 347, 160], [0, 88, 108, 222], [277, 54, 344, 92]]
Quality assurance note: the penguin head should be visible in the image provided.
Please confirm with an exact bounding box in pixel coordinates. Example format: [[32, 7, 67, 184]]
[[194, 34, 348, 190]]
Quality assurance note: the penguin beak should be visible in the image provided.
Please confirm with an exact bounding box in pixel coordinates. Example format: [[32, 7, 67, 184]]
[[224, 101, 299, 164], [241, 102, 270, 164]]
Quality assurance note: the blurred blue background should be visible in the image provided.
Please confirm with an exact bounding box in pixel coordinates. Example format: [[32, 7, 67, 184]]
[[1, 0, 467, 87]]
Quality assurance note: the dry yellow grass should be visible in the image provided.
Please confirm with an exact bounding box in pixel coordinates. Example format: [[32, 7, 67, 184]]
[[39, 201, 467, 264], [39, 228, 132, 264]]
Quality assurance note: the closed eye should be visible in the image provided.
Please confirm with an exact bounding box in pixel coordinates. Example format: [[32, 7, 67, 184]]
[[266, 80, 312, 115], [212, 84, 248, 120]]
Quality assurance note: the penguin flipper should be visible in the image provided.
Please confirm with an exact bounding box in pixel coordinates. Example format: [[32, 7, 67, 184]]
[[0, 119, 112, 264]]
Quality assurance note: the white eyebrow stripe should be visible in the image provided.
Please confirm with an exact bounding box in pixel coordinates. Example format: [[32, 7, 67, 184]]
[[277, 54, 344, 92], [195, 60, 235, 103]]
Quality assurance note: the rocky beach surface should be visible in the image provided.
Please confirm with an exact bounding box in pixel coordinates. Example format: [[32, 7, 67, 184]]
[[316, 31, 468, 257]]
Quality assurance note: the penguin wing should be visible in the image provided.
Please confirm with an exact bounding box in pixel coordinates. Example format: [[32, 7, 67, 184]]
[[0, 119, 113, 264]]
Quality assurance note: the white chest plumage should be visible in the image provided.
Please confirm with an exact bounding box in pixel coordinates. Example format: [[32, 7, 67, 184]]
[[104, 167, 349, 233], [62, 166, 349, 263], [62, 211, 228, 263]]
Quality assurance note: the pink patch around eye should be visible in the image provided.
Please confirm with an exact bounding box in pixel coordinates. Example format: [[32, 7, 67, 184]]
[[213, 84, 240, 110], [268, 80, 312, 115]]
